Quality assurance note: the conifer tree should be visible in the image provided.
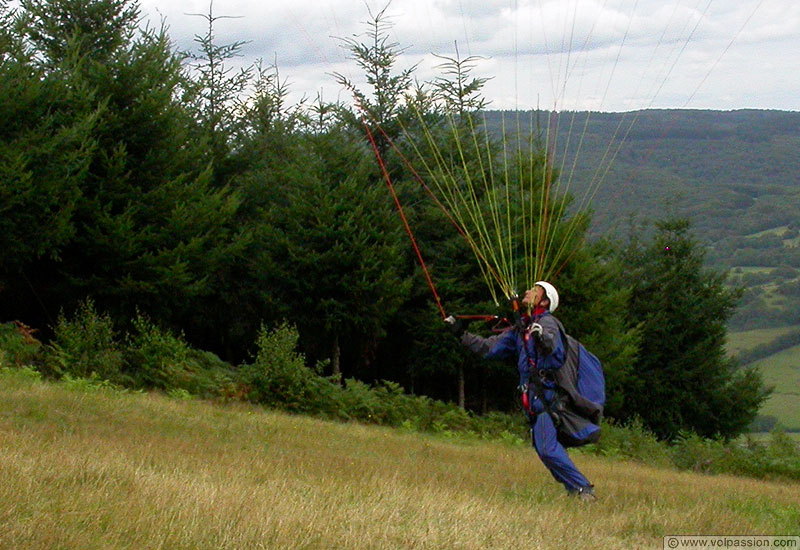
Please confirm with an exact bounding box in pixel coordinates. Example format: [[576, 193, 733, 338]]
[[620, 218, 769, 439], [3, 0, 246, 347], [0, 0, 95, 308], [333, 3, 416, 159], [256, 123, 409, 378], [182, 1, 254, 184]]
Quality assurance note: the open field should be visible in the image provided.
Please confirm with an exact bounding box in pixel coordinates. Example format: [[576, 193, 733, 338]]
[[728, 326, 800, 431], [726, 325, 800, 356], [1, 369, 798, 550], [753, 344, 800, 432], [744, 432, 800, 443]]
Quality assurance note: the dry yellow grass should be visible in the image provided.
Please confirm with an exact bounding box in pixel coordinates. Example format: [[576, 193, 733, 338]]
[[1, 369, 797, 550]]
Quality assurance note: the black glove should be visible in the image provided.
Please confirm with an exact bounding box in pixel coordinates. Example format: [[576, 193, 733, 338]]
[[444, 315, 466, 338]]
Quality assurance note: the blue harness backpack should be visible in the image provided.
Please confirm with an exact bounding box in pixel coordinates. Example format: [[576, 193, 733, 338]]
[[536, 318, 605, 447]]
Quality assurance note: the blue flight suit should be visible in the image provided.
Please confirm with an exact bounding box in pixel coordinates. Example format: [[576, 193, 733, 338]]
[[461, 310, 592, 493]]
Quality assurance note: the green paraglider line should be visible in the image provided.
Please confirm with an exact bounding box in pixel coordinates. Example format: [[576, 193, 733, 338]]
[[371, 117, 510, 300], [340, 0, 766, 313]]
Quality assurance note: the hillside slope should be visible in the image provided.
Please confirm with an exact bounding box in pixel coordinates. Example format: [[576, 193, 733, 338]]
[[753, 344, 800, 432], [483, 110, 800, 332], [484, 109, 800, 244], [485, 109, 800, 430], [727, 325, 800, 431], [1, 369, 797, 550]]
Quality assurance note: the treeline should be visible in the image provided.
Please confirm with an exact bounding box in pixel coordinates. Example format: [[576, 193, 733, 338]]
[[0, 0, 769, 440]]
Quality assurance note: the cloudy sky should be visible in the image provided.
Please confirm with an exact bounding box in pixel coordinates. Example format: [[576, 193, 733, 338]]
[[136, 0, 799, 112]]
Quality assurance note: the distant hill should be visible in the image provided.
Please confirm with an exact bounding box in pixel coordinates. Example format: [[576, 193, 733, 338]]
[[483, 109, 800, 432], [484, 109, 800, 330]]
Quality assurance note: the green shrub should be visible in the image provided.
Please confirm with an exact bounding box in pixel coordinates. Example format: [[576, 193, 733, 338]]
[[471, 412, 528, 441], [438, 408, 473, 432], [167, 388, 195, 400], [499, 429, 526, 447], [763, 429, 800, 479], [336, 378, 384, 423], [237, 323, 335, 412], [61, 372, 122, 393], [184, 349, 237, 399], [367, 380, 412, 426], [670, 429, 800, 481], [124, 314, 235, 398], [0, 364, 43, 382], [125, 314, 209, 393], [588, 417, 672, 466], [670, 432, 733, 473], [335, 379, 425, 426], [44, 300, 123, 381], [0, 321, 42, 367]]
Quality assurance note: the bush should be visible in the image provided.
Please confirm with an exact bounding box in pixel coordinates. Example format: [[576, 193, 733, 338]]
[[237, 322, 335, 412], [185, 349, 237, 399], [764, 429, 800, 478], [0, 364, 43, 383], [235, 323, 528, 440], [587, 417, 672, 467], [670, 430, 800, 481], [0, 321, 42, 367], [125, 313, 232, 396], [61, 372, 123, 393], [44, 300, 124, 381]]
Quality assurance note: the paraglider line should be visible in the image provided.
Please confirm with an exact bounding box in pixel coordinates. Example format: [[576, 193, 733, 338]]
[[362, 120, 447, 320]]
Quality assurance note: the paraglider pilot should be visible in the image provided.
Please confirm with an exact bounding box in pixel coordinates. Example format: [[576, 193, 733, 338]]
[[445, 281, 596, 501]]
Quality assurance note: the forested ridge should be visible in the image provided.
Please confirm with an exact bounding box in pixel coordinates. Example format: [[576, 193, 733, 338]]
[[0, 0, 775, 441], [483, 109, 800, 329]]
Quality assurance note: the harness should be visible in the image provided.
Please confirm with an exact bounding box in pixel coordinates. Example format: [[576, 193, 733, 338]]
[[517, 312, 569, 427]]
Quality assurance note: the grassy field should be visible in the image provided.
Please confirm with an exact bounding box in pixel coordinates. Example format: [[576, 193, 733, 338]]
[[1, 369, 798, 550], [726, 325, 800, 356], [727, 326, 800, 432], [742, 432, 800, 443], [752, 344, 800, 432]]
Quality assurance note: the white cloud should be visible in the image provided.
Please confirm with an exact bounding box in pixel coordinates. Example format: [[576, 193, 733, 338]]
[[93, 0, 800, 111]]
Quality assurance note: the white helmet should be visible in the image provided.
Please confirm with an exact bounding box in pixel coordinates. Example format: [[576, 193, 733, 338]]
[[534, 281, 559, 312]]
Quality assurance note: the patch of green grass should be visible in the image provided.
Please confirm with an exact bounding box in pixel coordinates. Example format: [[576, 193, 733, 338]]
[[724, 495, 800, 532], [754, 345, 800, 431], [726, 326, 800, 431], [726, 325, 800, 355], [746, 226, 789, 239], [732, 266, 777, 274]]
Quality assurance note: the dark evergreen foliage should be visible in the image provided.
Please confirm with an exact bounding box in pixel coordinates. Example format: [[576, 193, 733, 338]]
[[619, 219, 770, 439]]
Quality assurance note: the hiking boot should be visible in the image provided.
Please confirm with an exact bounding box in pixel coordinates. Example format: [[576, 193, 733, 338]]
[[569, 485, 597, 502]]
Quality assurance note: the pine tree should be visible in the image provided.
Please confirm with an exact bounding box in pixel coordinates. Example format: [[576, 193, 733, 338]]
[[256, 124, 409, 377], [0, 0, 95, 306], [620, 218, 770, 440], [4, 0, 246, 348], [333, 3, 416, 159], [182, 1, 254, 184]]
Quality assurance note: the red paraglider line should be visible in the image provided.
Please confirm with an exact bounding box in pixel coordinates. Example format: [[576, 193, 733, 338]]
[[362, 120, 447, 320]]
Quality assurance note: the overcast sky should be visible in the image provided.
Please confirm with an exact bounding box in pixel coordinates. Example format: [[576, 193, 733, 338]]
[[136, 0, 799, 112]]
